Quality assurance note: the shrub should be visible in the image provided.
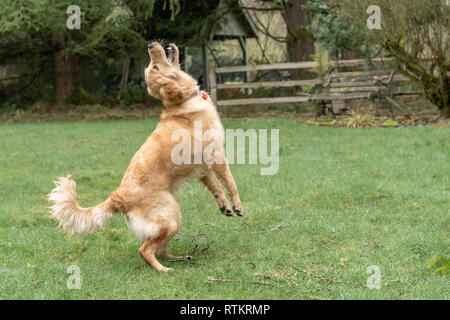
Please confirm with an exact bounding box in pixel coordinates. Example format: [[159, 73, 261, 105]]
[[345, 105, 377, 128]]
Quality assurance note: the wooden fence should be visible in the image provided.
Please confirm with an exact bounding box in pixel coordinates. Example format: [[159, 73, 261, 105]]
[[208, 58, 392, 107]]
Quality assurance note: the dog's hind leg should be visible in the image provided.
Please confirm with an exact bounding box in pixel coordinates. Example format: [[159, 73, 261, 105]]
[[136, 218, 179, 271], [156, 241, 183, 259], [213, 157, 244, 216], [201, 172, 234, 216], [139, 239, 173, 272], [128, 192, 181, 272]]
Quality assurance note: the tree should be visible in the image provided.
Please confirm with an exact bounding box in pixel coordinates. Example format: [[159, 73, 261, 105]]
[[304, 0, 372, 63], [284, 0, 315, 70], [237, 0, 315, 76], [0, 0, 221, 104], [337, 0, 450, 118], [0, 0, 142, 102]]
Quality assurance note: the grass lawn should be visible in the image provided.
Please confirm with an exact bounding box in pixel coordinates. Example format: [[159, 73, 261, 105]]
[[0, 117, 448, 299]]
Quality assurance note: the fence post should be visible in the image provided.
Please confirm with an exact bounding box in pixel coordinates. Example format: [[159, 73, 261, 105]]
[[209, 60, 217, 105]]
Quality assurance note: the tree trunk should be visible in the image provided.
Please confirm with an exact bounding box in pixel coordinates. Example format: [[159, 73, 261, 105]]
[[446, 72, 450, 118], [419, 74, 450, 118], [52, 33, 78, 103], [442, 103, 450, 118], [438, 71, 450, 118], [341, 48, 356, 60], [120, 55, 131, 92], [284, 0, 315, 79]]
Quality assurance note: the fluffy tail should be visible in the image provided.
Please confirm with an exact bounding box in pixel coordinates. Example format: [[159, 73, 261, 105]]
[[48, 175, 117, 235]]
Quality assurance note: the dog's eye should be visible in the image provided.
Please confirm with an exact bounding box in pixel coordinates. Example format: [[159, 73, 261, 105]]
[[153, 65, 159, 71]]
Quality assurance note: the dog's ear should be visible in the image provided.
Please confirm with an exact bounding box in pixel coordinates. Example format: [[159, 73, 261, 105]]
[[169, 43, 180, 68], [160, 79, 184, 102]]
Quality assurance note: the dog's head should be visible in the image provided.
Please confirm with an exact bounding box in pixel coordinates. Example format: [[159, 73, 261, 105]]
[[145, 42, 198, 107]]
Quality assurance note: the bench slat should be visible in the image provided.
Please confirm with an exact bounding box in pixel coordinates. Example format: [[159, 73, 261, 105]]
[[329, 86, 381, 93], [330, 81, 377, 87], [332, 75, 391, 82], [308, 92, 372, 101], [333, 70, 392, 77], [217, 96, 308, 106], [393, 91, 422, 96], [217, 79, 320, 89], [392, 75, 410, 82]]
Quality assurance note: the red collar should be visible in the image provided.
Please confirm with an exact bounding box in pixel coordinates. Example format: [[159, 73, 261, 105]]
[[167, 89, 209, 108], [189, 90, 209, 100], [200, 91, 209, 100]]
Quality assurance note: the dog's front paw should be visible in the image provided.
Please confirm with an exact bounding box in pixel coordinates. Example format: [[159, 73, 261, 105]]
[[232, 204, 244, 217], [220, 205, 234, 217]]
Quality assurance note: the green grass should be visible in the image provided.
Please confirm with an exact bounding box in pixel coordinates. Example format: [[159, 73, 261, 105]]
[[0, 118, 448, 299]]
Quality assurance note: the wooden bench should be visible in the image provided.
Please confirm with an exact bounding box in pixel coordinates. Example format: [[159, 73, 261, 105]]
[[308, 69, 419, 119], [208, 58, 393, 107]]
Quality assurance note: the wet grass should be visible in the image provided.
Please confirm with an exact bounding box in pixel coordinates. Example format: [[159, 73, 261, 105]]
[[0, 118, 448, 299]]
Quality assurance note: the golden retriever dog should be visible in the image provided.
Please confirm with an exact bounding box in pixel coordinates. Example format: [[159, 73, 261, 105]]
[[48, 42, 243, 272]]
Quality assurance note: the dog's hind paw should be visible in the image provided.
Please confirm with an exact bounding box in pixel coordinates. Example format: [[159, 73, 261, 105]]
[[232, 205, 244, 217], [159, 266, 173, 272]]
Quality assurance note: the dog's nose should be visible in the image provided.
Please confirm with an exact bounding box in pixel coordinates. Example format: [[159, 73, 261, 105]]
[[148, 43, 154, 49]]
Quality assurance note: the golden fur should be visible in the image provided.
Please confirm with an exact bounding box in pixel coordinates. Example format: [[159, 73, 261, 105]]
[[48, 42, 243, 272]]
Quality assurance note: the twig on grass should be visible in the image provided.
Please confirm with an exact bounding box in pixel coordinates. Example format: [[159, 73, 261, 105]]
[[168, 232, 209, 265], [291, 265, 408, 288], [200, 222, 223, 230], [207, 276, 282, 287], [208, 274, 320, 294], [295, 264, 344, 281], [254, 270, 320, 294], [252, 224, 286, 234], [292, 264, 365, 288], [168, 244, 201, 264], [207, 277, 240, 283], [230, 248, 247, 262], [381, 278, 409, 286]]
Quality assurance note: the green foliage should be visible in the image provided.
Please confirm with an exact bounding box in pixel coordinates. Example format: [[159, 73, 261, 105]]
[[336, 0, 450, 118], [0, 0, 201, 61], [150, 0, 221, 46], [310, 47, 332, 78], [381, 118, 399, 128], [301, 85, 314, 94], [66, 82, 160, 108], [304, 0, 372, 60], [118, 82, 157, 107], [67, 88, 110, 106], [0, 0, 143, 61], [0, 0, 222, 108]]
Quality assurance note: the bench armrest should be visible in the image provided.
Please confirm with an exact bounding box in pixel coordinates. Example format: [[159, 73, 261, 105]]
[[375, 70, 395, 86], [322, 69, 337, 88]]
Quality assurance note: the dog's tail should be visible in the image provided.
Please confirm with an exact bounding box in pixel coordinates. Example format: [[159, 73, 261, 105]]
[[48, 175, 119, 235]]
